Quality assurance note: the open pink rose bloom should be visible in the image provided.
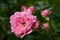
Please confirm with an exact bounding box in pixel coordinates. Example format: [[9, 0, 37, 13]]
[[10, 6, 39, 38]]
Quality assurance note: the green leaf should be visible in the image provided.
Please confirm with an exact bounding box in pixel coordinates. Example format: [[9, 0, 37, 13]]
[[50, 12, 60, 32]]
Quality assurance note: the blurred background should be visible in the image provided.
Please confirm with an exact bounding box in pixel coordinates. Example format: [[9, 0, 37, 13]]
[[0, 0, 60, 40]]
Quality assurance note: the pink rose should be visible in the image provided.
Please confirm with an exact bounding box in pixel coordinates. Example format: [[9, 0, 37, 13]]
[[21, 6, 27, 11], [21, 6, 34, 14], [32, 21, 39, 29], [41, 9, 50, 17], [42, 23, 49, 30], [27, 6, 34, 12], [10, 6, 39, 38]]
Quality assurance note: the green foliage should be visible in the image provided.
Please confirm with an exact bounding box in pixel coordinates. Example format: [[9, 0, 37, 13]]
[[0, 0, 60, 40], [48, 0, 60, 12]]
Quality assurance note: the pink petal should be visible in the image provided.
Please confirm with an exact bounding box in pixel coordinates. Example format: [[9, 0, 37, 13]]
[[26, 29, 32, 35], [15, 32, 25, 38], [26, 6, 34, 14], [20, 33, 25, 38], [28, 6, 34, 12], [32, 21, 39, 29], [21, 6, 27, 11]]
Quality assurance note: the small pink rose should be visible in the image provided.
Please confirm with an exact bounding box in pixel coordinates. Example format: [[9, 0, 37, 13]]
[[27, 6, 34, 14], [42, 23, 49, 30], [21, 6, 27, 11], [41, 9, 50, 17], [32, 21, 39, 29]]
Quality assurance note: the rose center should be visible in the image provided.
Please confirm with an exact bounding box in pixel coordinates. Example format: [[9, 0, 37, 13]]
[[21, 22, 26, 27]]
